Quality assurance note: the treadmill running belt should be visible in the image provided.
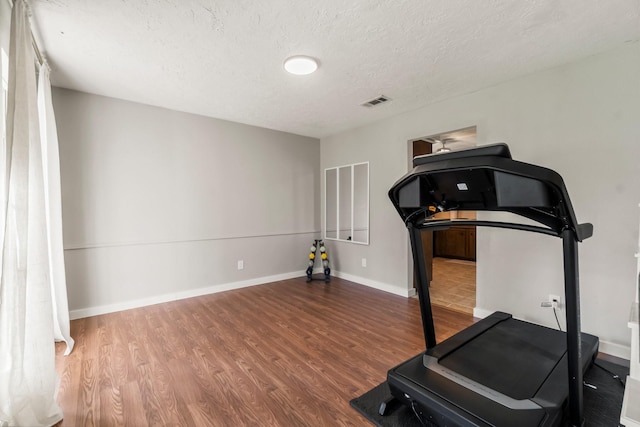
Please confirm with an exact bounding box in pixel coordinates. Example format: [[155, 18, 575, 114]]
[[438, 318, 566, 400]]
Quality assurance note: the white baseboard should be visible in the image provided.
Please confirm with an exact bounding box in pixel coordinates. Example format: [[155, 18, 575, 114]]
[[472, 307, 631, 360], [69, 270, 306, 320], [69, 268, 411, 320], [473, 307, 493, 319], [332, 270, 413, 297], [599, 340, 631, 360]]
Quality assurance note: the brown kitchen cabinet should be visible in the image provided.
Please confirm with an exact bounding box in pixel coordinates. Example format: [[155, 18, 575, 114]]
[[433, 226, 476, 261]]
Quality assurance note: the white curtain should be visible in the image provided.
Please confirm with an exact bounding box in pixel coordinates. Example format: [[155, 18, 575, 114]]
[[0, 0, 64, 426], [38, 63, 74, 356]]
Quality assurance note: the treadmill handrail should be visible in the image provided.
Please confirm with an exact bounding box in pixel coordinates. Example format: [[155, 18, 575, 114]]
[[389, 143, 591, 242], [415, 219, 560, 237]]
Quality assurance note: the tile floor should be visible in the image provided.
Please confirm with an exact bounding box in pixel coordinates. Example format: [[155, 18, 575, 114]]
[[427, 257, 476, 315]]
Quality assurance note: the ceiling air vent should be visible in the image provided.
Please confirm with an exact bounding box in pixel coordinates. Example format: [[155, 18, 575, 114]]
[[361, 95, 391, 108]]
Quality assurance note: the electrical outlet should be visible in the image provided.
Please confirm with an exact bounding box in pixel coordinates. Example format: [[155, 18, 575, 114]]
[[541, 294, 562, 309], [548, 294, 561, 309], [237, 260, 244, 270], [362, 258, 367, 267]]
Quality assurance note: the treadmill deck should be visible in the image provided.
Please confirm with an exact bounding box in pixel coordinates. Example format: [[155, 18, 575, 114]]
[[388, 312, 599, 427]]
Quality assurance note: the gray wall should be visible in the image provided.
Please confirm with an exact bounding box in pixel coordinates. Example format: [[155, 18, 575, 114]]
[[53, 88, 320, 317], [321, 43, 640, 357]]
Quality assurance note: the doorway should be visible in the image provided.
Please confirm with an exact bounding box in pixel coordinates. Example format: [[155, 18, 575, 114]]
[[410, 127, 477, 315]]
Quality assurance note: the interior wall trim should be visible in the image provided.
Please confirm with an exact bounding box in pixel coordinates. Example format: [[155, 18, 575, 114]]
[[63, 230, 322, 251], [332, 270, 415, 298], [68, 269, 311, 320]]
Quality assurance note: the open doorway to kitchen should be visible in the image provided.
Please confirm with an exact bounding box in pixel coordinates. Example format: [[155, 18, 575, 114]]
[[409, 126, 477, 315]]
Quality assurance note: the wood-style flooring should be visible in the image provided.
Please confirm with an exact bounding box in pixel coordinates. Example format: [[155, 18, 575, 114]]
[[429, 257, 476, 315], [54, 276, 474, 427]]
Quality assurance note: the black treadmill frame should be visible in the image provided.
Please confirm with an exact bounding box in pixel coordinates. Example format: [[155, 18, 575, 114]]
[[387, 143, 593, 427]]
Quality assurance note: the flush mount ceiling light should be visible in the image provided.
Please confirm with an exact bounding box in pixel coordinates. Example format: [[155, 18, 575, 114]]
[[283, 55, 318, 75]]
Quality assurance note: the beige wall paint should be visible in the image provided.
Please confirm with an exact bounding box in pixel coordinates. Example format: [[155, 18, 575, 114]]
[[321, 43, 640, 355], [53, 88, 321, 315]]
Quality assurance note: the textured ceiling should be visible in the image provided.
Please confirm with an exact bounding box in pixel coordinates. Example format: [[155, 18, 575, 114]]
[[29, 0, 640, 138]]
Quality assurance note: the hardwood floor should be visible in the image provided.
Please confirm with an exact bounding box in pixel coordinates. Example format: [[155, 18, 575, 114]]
[[54, 277, 474, 427]]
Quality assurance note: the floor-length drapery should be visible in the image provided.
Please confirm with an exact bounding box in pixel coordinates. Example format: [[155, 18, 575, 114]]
[[37, 62, 74, 356], [0, 0, 64, 425]]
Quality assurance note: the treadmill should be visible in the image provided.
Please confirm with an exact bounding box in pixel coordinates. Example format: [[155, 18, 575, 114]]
[[383, 143, 599, 427]]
